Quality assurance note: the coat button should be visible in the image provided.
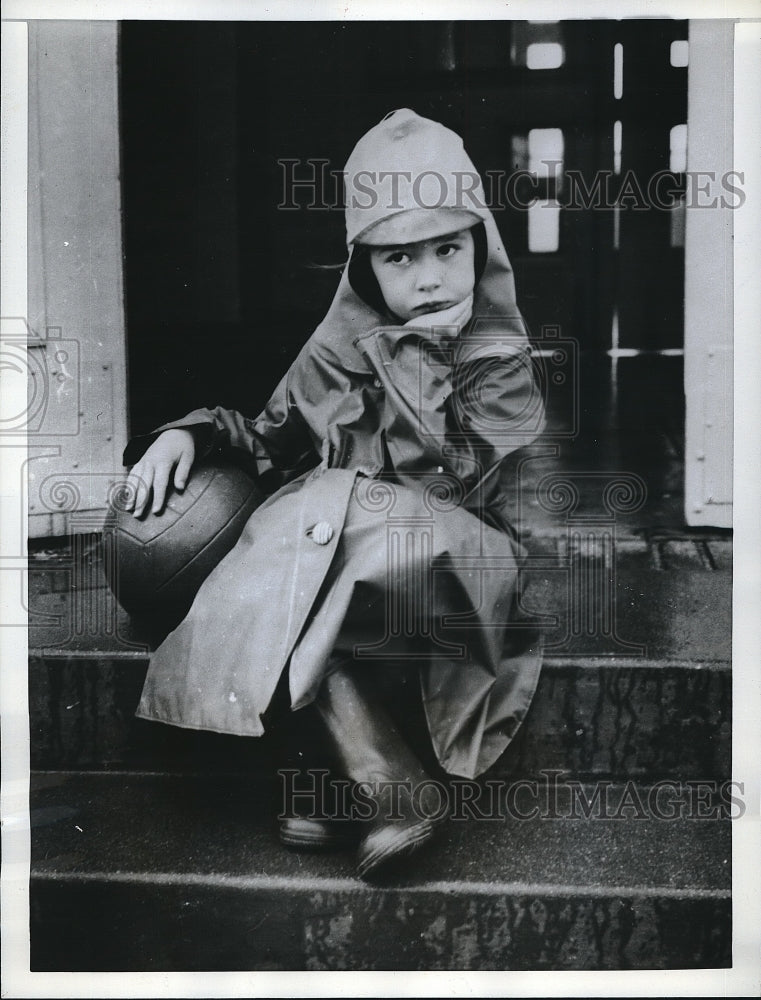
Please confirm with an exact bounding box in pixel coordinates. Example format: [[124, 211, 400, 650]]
[[307, 521, 334, 545]]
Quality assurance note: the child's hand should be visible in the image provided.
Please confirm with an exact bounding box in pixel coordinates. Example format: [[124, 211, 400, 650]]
[[125, 428, 196, 517]]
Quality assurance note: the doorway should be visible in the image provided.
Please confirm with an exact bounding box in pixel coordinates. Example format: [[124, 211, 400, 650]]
[[119, 19, 689, 530]]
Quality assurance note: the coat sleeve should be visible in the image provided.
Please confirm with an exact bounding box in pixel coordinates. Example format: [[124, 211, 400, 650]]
[[122, 368, 320, 493], [354, 326, 545, 521]]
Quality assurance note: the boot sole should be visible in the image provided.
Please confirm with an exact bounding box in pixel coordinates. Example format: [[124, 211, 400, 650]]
[[356, 819, 439, 880], [279, 818, 361, 852]]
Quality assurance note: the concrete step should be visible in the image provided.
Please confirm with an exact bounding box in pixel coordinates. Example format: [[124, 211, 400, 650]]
[[29, 654, 730, 781], [28, 532, 734, 657], [28, 534, 732, 778], [29, 771, 732, 972]]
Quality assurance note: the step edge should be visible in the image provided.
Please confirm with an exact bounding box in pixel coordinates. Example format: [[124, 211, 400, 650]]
[[27, 650, 733, 670], [30, 868, 732, 900], [30, 768, 736, 786]]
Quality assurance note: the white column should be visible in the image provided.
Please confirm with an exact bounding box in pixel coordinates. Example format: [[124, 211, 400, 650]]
[[26, 21, 129, 537], [683, 19, 734, 528]]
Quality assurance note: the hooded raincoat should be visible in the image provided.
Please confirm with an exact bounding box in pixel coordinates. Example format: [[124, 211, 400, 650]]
[[125, 110, 546, 779]]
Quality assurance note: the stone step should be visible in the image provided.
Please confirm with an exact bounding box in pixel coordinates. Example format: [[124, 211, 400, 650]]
[[29, 771, 732, 972], [28, 532, 734, 659], [28, 535, 732, 779], [29, 653, 730, 781]]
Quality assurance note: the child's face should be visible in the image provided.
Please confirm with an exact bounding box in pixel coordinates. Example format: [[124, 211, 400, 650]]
[[367, 228, 475, 322]]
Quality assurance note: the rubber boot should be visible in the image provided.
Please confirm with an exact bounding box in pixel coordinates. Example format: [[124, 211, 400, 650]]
[[313, 662, 446, 880], [271, 699, 362, 852]]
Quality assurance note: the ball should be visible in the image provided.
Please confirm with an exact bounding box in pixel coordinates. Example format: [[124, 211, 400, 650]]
[[105, 455, 266, 620]]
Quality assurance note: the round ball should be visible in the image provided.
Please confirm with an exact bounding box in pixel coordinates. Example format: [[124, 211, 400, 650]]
[[105, 455, 266, 619]]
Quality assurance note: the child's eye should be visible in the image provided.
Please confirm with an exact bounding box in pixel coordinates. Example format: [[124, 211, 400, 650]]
[[436, 243, 459, 258], [384, 251, 411, 265]]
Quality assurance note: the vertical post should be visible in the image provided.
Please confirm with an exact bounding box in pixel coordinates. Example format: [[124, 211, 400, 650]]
[[683, 20, 734, 527], [26, 21, 129, 538]]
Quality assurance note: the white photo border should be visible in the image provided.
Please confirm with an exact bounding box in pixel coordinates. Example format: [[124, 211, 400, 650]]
[[2, 2, 759, 997]]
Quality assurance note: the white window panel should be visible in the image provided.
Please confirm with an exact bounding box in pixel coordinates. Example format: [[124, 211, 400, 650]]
[[670, 123, 687, 173], [526, 42, 564, 70], [614, 42, 624, 99], [528, 199, 561, 253], [613, 120, 623, 174], [670, 40, 689, 67], [528, 127, 564, 180]]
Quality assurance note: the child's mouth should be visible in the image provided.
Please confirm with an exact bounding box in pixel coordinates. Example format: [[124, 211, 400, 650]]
[[413, 301, 452, 314]]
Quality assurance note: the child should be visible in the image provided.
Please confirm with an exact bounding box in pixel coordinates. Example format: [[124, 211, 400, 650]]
[[124, 109, 546, 879]]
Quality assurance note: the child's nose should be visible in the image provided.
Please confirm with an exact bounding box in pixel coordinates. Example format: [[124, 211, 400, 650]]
[[416, 260, 442, 292]]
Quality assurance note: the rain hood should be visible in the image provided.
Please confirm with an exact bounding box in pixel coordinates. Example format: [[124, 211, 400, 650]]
[[310, 108, 530, 371]]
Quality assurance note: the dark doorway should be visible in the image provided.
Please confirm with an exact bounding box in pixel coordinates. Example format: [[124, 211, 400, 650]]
[[119, 19, 688, 528]]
